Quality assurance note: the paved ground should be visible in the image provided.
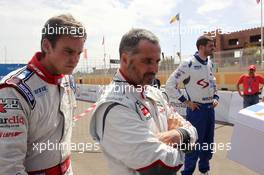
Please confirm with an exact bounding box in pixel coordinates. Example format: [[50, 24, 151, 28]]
[[71, 101, 258, 175]]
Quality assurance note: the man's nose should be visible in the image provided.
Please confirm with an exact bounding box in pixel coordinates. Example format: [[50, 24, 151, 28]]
[[71, 54, 80, 63], [151, 62, 158, 73]]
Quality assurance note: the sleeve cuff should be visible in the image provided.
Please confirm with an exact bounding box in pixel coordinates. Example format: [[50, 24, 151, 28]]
[[213, 94, 219, 101], [178, 95, 187, 103]]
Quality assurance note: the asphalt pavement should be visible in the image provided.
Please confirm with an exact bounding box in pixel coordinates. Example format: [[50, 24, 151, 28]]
[[71, 101, 258, 175]]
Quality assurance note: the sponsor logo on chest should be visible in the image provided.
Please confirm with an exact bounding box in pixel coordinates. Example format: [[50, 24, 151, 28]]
[[34, 86, 48, 96], [197, 79, 209, 89], [0, 116, 25, 128], [0, 116, 25, 125], [137, 102, 152, 120], [0, 98, 22, 113], [0, 131, 23, 138], [194, 65, 202, 70]]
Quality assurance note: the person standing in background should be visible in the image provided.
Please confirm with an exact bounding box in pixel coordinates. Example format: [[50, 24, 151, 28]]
[[237, 65, 264, 108], [166, 35, 218, 175]]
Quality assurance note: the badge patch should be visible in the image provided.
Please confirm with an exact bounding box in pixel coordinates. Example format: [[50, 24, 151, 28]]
[[137, 102, 152, 120], [0, 98, 22, 113], [34, 86, 48, 96]]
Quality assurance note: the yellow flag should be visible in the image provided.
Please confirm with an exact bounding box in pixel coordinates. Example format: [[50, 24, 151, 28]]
[[170, 13, 180, 24]]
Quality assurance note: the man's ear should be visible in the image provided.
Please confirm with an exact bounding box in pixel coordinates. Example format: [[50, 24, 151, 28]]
[[121, 53, 128, 65], [198, 45, 202, 51], [199, 45, 206, 51], [42, 39, 52, 54]]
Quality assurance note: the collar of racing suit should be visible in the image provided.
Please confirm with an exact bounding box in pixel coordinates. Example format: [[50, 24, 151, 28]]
[[116, 69, 146, 99], [27, 52, 64, 85], [194, 52, 208, 65]]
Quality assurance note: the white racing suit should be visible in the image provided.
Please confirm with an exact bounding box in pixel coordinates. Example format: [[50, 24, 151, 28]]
[[0, 52, 76, 175], [165, 53, 218, 104], [165, 53, 219, 174], [90, 70, 198, 175]]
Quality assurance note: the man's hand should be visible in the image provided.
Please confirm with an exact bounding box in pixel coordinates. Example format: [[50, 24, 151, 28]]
[[237, 85, 243, 97], [157, 130, 181, 146], [212, 99, 219, 108], [185, 101, 200, 111], [168, 115, 184, 130], [262, 96, 264, 102]]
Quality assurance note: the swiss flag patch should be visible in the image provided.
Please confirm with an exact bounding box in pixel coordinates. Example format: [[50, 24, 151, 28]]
[[140, 107, 151, 120], [141, 107, 150, 116]]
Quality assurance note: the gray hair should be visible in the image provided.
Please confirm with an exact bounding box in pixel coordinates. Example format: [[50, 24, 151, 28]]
[[119, 28, 159, 57]]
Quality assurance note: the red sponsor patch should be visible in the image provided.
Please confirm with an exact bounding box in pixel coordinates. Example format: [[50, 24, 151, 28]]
[[141, 107, 150, 116], [0, 116, 25, 125], [0, 104, 6, 113], [0, 131, 23, 138], [197, 79, 209, 89], [136, 101, 152, 120], [140, 106, 151, 120]]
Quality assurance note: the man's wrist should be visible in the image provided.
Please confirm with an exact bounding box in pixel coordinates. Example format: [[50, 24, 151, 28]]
[[175, 128, 192, 153], [213, 94, 219, 101], [176, 128, 190, 145], [174, 129, 183, 143]]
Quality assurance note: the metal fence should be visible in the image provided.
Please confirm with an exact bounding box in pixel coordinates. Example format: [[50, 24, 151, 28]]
[[74, 46, 262, 77], [74, 55, 185, 77], [213, 47, 262, 72]]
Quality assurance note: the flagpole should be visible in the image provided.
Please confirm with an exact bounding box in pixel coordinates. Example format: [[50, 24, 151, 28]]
[[178, 14, 181, 63], [86, 55, 89, 73], [170, 13, 181, 63], [102, 36, 106, 70], [261, 0, 263, 69], [103, 44, 106, 70], [4, 46, 7, 64]]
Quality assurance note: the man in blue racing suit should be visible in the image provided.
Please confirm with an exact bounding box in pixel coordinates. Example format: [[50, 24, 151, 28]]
[[166, 35, 219, 175]]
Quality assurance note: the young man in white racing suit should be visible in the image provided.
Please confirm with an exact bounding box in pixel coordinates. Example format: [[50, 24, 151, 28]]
[[0, 14, 86, 175], [166, 35, 219, 175], [90, 28, 198, 175]]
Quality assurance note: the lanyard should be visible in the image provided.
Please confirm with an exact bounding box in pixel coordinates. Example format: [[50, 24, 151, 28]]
[[248, 77, 254, 93]]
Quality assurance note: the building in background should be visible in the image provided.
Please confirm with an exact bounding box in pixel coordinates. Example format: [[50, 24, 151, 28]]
[[205, 27, 263, 71], [206, 27, 262, 52]]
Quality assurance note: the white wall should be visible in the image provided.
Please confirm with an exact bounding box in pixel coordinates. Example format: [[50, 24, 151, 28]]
[[76, 85, 253, 124]]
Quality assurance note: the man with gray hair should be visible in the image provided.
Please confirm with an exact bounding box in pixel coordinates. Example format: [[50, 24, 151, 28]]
[[0, 14, 86, 175], [90, 28, 197, 175]]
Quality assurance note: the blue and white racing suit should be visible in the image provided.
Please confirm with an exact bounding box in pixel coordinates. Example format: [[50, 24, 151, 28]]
[[166, 52, 219, 174]]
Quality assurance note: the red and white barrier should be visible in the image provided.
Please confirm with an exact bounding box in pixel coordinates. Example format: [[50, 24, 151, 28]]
[[73, 104, 96, 121]]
